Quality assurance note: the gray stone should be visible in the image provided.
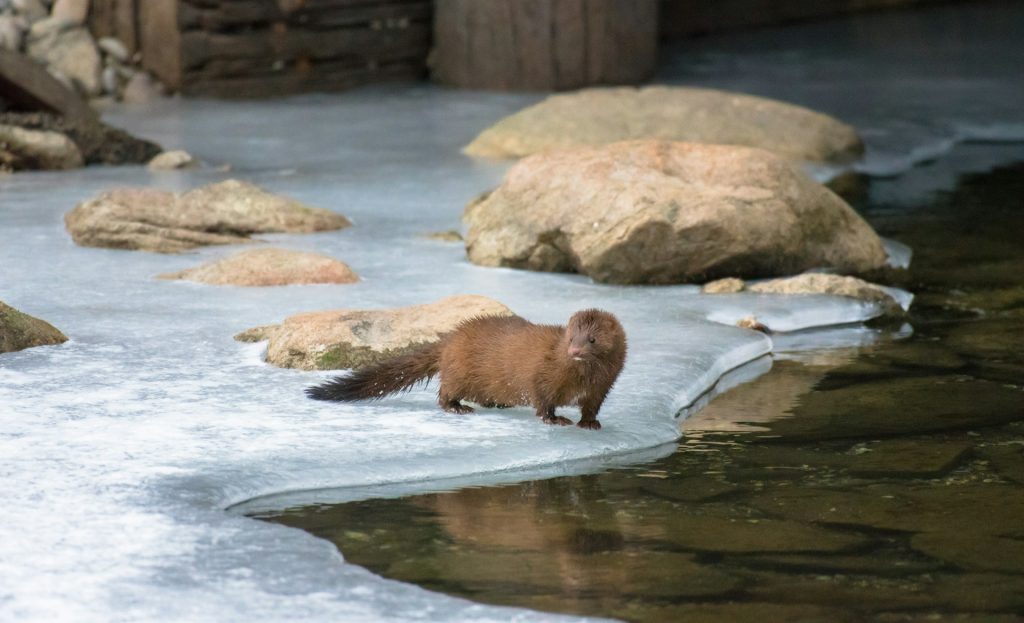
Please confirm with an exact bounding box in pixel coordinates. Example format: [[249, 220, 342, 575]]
[[27, 24, 101, 96], [0, 14, 25, 52], [49, 0, 88, 25], [12, 0, 46, 23], [99, 64, 117, 94], [96, 36, 128, 62]]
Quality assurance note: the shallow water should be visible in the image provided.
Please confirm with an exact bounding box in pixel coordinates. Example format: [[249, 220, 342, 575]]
[[254, 143, 1024, 621]]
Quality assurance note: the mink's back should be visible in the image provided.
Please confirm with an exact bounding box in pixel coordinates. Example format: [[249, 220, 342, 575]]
[[439, 315, 562, 407]]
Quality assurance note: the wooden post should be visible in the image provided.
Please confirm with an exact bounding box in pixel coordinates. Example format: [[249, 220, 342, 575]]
[[432, 0, 659, 91]]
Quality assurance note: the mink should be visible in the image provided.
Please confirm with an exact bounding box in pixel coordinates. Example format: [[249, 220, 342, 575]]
[[306, 309, 627, 430]]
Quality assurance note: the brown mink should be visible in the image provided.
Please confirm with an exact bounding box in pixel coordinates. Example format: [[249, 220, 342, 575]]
[[306, 309, 627, 430]]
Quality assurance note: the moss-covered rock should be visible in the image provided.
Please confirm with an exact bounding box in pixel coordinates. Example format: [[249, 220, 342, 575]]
[[0, 301, 68, 353]]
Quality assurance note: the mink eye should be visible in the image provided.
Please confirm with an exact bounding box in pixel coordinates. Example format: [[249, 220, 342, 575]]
[[588, 336, 596, 344]]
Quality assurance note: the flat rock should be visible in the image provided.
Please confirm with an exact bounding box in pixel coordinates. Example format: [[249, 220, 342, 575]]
[[464, 140, 887, 284], [639, 475, 739, 503], [235, 295, 514, 370], [647, 515, 870, 554], [158, 248, 358, 287], [64, 179, 351, 253], [0, 122, 83, 170], [703, 273, 905, 317], [0, 300, 68, 353], [845, 438, 972, 478], [464, 86, 864, 164], [911, 532, 1024, 574], [422, 230, 462, 242]]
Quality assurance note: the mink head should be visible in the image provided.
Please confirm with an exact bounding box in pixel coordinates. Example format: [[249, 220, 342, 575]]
[[565, 309, 625, 363]]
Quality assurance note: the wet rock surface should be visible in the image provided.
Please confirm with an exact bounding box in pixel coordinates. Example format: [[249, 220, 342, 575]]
[[157, 248, 359, 287], [235, 295, 514, 370], [65, 179, 351, 253], [0, 111, 160, 166], [464, 86, 864, 163], [0, 300, 67, 353], [465, 140, 887, 284]]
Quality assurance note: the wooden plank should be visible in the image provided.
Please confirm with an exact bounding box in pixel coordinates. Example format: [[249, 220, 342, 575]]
[[181, 60, 423, 98], [178, 2, 431, 31], [0, 50, 98, 123], [140, 0, 182, 88], [87, 0, 139, 53], [179, 23, 430, 70]]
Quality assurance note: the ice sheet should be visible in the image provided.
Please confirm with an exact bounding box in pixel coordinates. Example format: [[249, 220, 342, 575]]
[[5, 3, 1022, 620]]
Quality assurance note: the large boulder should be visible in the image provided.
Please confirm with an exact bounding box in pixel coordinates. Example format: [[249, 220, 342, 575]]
[[0, 122, 83, 170], [235, 295, 514, 370], [0, 300, 68, 354], [464, 86, 863, 164], [158, 248, 359, 286], [65, 179, 352, 253], [464, 140, 888, 284]]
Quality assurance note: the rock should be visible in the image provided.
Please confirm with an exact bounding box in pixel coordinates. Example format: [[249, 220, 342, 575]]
[[96, 36, 128, 62], [12, 0, 47, 23], [50, 0, 89, 26], [0, 300, 68, 353], [736, 316, 769, 333], [748, 273, 905, 316], [422, 229, 462, 242], [99, 64, 117, 94], [64, 179, 352, 253], [464, 140, 888, 284], [158, 248, 359, 287], [0, 15, 25, 52], [26, 25, 101, 96], [147, 149, 196, 170], [464, 86, 864, 164], [609, 602, 854, 623], [0, 122, 83, 169], [844, 438, 971, 478], [702, 277, 745, 294], [911, 532, 1024, 574], [236, 295, 514, 370], [0, 110, 160, 165], [638, 476, 738, 503], [27, 16, 74, 40], [121, 71, 161, 103]]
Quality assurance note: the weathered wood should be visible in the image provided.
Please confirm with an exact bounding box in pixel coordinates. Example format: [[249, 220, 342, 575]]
[[182, 60, 423, 98], [88, 0, 139, 53], [432, 0, 659, 91], [139, 0, 183, 88], [0, 50, 98, 123]]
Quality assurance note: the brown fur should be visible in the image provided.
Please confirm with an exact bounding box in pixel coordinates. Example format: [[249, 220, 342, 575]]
[[306, 309, 627, 430]]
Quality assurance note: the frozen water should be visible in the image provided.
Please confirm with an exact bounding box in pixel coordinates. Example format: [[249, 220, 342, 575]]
[[2, 3, 1021, 621]]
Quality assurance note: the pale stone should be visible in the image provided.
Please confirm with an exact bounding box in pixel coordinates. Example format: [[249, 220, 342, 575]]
[[0, 123, 83, 169], [27, 24, 101, 95], [158, 248, 359, 287], [0, 15, 24, 51], [49, 0, 88, 25], [464, 86, 863, 164], [96, 36, 128, 62], [235, 295, 515, 370], [748, 272, 904, 316], [12, 0, 47, 23], [121, 71, 161, 103], [464, 140, 888, 284], [702, 277, 746, 293], [147, 149, 196, 170], [64, 179, 352, 253]]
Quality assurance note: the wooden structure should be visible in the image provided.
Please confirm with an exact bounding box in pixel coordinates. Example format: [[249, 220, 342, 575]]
[[0, 50, 98, 123], [101, 0, 432, 98], [432, 0, 659, 90]]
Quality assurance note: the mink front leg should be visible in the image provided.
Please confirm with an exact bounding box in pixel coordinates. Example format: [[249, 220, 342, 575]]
[[577, 391, 608, 430]]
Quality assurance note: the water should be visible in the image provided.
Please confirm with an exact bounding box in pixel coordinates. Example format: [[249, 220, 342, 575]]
[[2, 2, 1023, 621], [255, 143, 1024, 621]]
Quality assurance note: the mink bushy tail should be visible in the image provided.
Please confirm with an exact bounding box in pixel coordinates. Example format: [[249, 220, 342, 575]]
[[305, 342, 443, 402]]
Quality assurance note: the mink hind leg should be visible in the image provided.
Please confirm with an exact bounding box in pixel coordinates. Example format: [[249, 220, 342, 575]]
[[438, 383, 474, 415], [538, 404, 572, 427]]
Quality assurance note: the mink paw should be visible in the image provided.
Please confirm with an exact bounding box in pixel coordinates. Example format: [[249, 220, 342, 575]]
[[542, 415, 573, 426], [444, 403, 475, 414], [577, 420, 602, 431]]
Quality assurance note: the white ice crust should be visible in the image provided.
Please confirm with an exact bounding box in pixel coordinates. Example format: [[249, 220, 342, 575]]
[[6, 3, 1021, 618]]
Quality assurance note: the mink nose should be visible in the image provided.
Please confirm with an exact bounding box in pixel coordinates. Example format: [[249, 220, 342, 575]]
[[568, 346, 583, 358]]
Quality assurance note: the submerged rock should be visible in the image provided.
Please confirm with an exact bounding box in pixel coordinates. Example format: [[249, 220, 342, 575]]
[[464, 86, 863, 164], [464, 140, 887, 284], [158, 248, 359, 286], [65, 179, 352, 253], [0, 300, 68, 353], [703, 273, 906, 318], [0, 122, 83, 170], [235, 295, 514, 370]]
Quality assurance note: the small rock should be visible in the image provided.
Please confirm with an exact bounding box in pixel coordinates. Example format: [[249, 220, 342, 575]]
[[96, 36, 129, 62], [99, 64, 117, 94], [65, 179, 352, 253], [702, 277, 745, 294], [49, 0, 88, 25], [27, 14, 72, 38], [27, 24, 101, 95], [0, 300, 68, 353], [158, 248, 359, 287], [147, 149, 196, 170], [121, 71, 161, 103], [422, 230, 463, 242], [736, 315, 769, 333], [0, 122, 83, 169], [12, 0, 47, 23], [236, 295, 515, 370], [748, 272, 906, 317]]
